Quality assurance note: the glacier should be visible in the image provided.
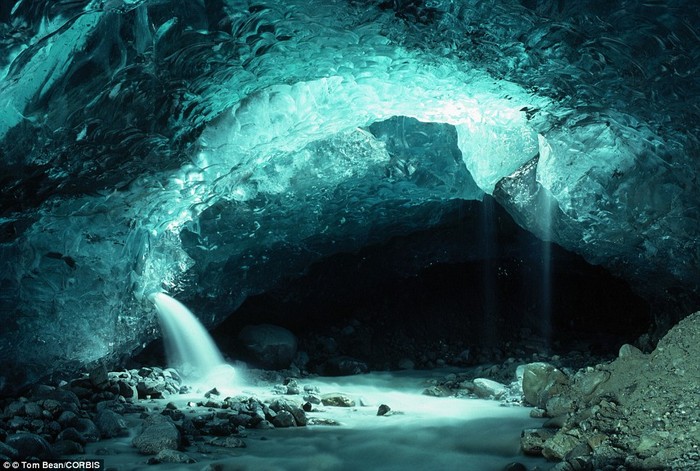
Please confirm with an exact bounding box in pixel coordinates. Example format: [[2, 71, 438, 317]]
[[0, 0, 698, 390]]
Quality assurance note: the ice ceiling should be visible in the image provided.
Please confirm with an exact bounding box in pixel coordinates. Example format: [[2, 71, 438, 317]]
[[0, 0, 698, 389]]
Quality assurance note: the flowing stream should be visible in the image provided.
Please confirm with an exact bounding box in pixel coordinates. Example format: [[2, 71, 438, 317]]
[[150, 292, 235, 390]]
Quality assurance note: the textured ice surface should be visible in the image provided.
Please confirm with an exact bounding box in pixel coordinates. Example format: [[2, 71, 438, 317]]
[[0, 0, 699, 389]]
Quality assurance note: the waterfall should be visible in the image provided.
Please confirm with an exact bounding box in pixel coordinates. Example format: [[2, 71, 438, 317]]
[[150, 292, 235, 389]]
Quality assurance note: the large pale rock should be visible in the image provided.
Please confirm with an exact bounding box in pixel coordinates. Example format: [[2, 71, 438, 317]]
[[472, 378, 508, 399], [521, 362, 568, 408]]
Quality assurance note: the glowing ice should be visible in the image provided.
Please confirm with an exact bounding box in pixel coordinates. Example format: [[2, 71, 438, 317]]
[[150, 292, 235, 390]]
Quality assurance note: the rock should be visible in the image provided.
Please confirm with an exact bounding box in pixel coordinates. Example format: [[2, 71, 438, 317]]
[[377, 404, 391, 416], [74, 418, 100, 442], [422, 386, 451, 397], [6, 433, 55, 460], [398, 358, 415, 370], [210, 437, 246, 448], [4, 400, 26, 418], [23, 402, 42, 419], [255, 420, 274, 429], [89, 364, 109, 389], [578, 370, 610, 397], [503, 463, 527, 471], [52, 440, 84, 456], [132, 416, 181, 455], [238, 324, 298, 369], [521, 428, 556, 456], [95, 409, 129, 438], [303, 394, 322, 405], [321, 393, 355, 407], [545, 396, 575, 418], [115, 380, 138, 400], [0, 441, 18, 460], [150, 449, 196, 464], [321, 356, 369, 376], [136, 378, 165, 399], [57, 427, 86, 445], [269, 399, 307, 426], [40, 399, 63, 417], [272, 410, 296, 428], [521, 362, 568, 408], [308, 418, 342, 426], [472, 378, 508, 399], [57, 411, 78, 427], [542, 432, 583, 460], [36, 389, 81, 410], [618, 343, 643, 358]]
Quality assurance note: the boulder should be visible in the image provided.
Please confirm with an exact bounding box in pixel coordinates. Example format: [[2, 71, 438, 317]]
[[472, 378, 508, 399], [89, 364, 109, 389], [95, 409, 129, 438], [272, 410, 296, 428], [238, 324, 298, 370], [0, 441, 18, 460], [74, 418, 101, 442], [6, 433, 55, 460], [52, 440, 84, 456], [521, 362, 568, 408], [321, 393, 355, 407], [132, 416, 181, 455], [57, 427, 86, 445]]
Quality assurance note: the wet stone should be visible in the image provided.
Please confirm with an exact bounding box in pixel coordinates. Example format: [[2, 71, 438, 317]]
[[521, 428, 556, 456], [377, 404, 391, 416], [0, 441, 18, 460], [321, 393, 356, 407], [52, 439, 84, 456], [422, 386, 452, 397], [95, 409, 129, 438], [472, 378, 508, 399], [210, 436, 247, 448], [89, 365, 109, 389], [272, 410, 296, 428], [132, 416, 181, 455], [6, 433, 55, 460], [57, 427, 86, 445], [542, 432, 584, 461], [74, 418, 100, 442], [149, 449, 196, 464]]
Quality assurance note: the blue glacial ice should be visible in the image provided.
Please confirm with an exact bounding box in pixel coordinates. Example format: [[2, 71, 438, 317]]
[[0, 0, 698, 388]]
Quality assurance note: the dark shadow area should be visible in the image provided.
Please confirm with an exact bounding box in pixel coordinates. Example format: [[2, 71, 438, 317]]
[[209, 197, 651, 371]]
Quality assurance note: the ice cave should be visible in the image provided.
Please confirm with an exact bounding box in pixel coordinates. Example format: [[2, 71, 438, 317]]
[[0, 0, 699, 469]]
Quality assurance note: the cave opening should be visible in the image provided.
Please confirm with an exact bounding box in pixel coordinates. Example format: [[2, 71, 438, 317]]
[[208, 196, 652, 375]]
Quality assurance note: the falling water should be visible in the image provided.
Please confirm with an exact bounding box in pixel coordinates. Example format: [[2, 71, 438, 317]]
[[150, 292, 235, 389], [537, 188, 554, 346], [480, 196, 498, 345]]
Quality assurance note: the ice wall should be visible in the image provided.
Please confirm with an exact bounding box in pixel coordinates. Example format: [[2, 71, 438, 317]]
[[0, 0, 698, 390]]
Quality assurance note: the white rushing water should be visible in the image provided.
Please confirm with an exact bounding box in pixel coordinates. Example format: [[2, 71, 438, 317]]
[[83, 369, 548, 470], [150, 292, 235, 391]]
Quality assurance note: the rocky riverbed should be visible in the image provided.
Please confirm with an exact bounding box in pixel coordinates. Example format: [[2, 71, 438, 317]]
[[2, 312, 700, 470]]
